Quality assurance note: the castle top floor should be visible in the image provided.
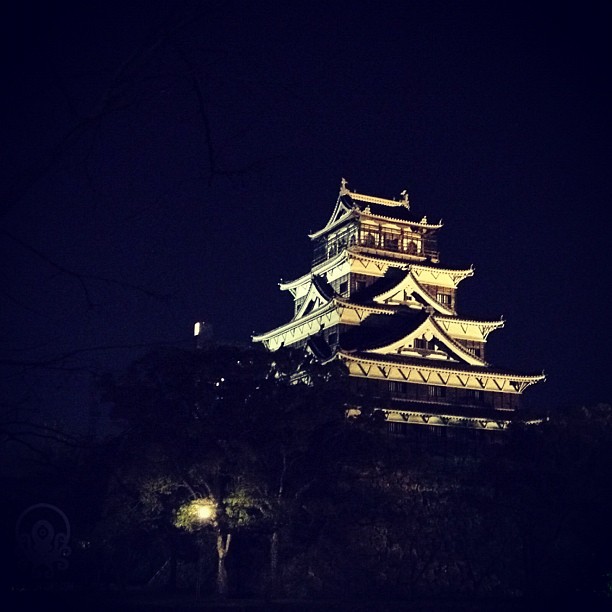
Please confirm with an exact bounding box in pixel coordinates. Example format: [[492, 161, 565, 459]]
[[310, 179, 443, 267]]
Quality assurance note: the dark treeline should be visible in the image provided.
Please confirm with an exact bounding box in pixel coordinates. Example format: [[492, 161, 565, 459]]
[[2, 345, 612, 609]]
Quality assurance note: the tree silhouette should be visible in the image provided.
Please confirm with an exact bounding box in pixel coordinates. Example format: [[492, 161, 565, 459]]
[[98, 343, 351, 596]]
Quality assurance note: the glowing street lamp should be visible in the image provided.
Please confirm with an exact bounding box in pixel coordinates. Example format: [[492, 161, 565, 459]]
[[194, 500, 215, 523], [175, 498, 217, 530]]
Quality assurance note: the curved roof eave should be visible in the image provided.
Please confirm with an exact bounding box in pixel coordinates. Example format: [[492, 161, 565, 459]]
[[433, 314, 505, 338], [280, 250, 350, 291], [338, 350, 546, 383], [410, 263, 474, 286], [358, 210, 443, 230], [308, 201, 356, 239], [367, 314, 489, 367], [252, 300, 336, 343]]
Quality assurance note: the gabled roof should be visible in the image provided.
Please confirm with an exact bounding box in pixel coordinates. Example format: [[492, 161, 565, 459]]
[[308, 192, 356, 239], [373, 268, 455, 316], [351, 266, 410, 304], [251, 299, 338, 347], [308, 179, 442, 239], [338, 307, 487, 367], [311, 275, 334, 301], [293, 275, 334, 321], [340, 309, 428, 352], [368, 314, 489, 366], [281, 249, 350, 292]]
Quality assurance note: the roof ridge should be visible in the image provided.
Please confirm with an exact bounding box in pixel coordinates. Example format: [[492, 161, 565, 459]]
[[349, 191, 408, 207], [428, 316, 490, 366]]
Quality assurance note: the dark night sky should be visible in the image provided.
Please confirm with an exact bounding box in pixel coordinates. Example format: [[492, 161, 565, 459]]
[[2, 1, 611, 433]]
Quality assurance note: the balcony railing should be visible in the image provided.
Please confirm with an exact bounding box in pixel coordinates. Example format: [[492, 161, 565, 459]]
[[313, 234, 439, 266]]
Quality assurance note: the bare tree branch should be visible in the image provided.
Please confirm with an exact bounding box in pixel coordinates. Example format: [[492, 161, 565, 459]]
[[172, 41, 218, 184], [3, 6, 199, 215], [0, 339, 191, 370], [2, 229, 173, 305]]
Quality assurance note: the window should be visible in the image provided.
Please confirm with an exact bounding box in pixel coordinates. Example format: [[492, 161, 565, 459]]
[[414, 338, 434, 350], [468, 389, 484, 402], [389, 381, 409, 394], [312, 240, 326, 264], [462, 340, 483, 358], [427, 385, 445, 398], [294, 297, 305, 313], [364, 233, 376, 247], [384, 236, 398, 251], [353, 274, 369, 293], [436, 291, 452, 305], [382, 228, 401, 251], [339, 281, 348, 294], [404, 240, 417, 254]]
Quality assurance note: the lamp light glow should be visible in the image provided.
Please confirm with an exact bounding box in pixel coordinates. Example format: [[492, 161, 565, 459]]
[[196, 503, 214, 521]]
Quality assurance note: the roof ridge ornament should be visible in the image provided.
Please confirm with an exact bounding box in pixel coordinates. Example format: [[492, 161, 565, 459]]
[[340, 177, 349, 195], [400, 189, 410, 210]]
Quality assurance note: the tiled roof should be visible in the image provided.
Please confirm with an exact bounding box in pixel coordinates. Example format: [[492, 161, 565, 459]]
[[306, 335, 333, 361], [350, 266, 409, 304], [312, 274, 334, 301], [340, 309, 428, 351], [342, 350, 542, 379], [342, 194, 439, 225]]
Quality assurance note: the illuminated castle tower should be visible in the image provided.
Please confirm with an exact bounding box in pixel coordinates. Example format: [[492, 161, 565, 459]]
[[253, 179, 544, 433]]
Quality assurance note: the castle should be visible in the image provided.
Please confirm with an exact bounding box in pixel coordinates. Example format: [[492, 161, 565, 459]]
[[253, 180, 544, 434]]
